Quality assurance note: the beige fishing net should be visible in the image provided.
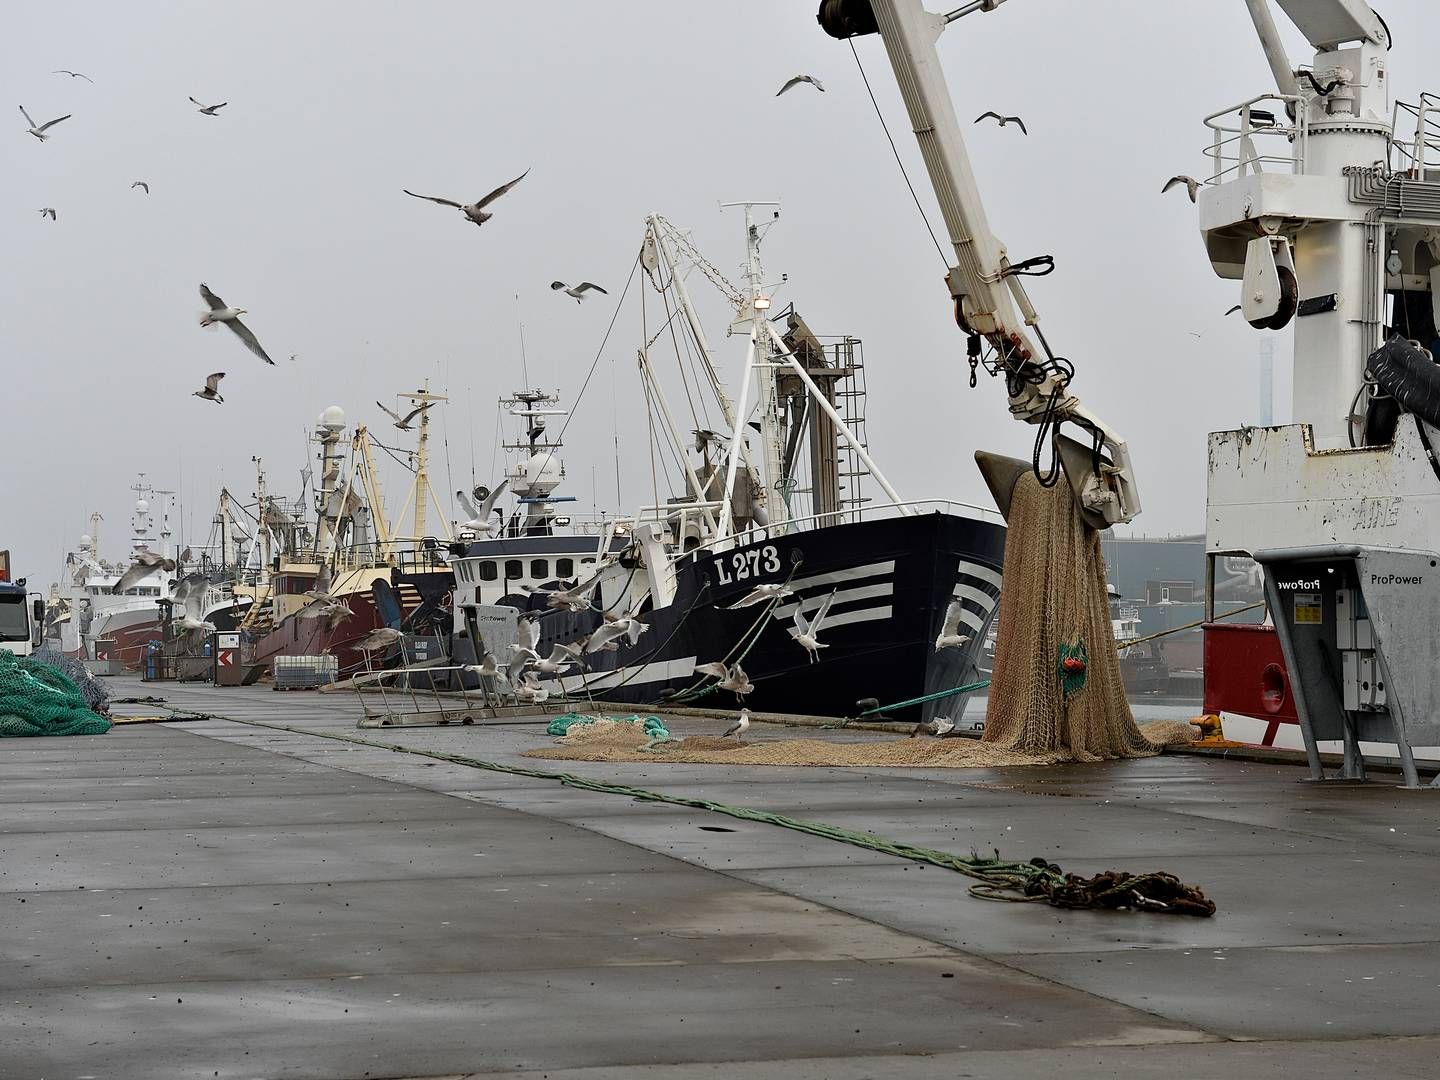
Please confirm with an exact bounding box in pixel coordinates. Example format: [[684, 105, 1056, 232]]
[[526, 475, 1182, 768]]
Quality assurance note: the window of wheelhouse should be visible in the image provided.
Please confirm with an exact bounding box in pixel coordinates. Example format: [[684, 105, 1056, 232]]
[[478, 561, 498, 582], [530, 559, 549, 579], [504, 559, 523, 581], [556, 558, 574, 578]]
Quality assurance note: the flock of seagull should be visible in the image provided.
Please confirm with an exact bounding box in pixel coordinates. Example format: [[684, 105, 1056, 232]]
[[56, 61, 978, 743]]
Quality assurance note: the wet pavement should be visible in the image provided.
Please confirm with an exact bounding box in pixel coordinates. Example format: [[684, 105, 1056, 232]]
[[3, 676, 1439, 1078]]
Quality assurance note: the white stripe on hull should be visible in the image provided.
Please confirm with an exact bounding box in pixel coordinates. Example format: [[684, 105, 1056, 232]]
[[951, 583, 997, 610], [785, 560, 895, 593], [956, 560, 1002, 590], [773, 582, 892, 618]]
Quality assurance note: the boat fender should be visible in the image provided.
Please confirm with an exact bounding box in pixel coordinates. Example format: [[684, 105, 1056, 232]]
[[1367, 337, 1440, 433]]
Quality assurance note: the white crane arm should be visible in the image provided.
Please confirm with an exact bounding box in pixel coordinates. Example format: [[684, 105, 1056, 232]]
[[819, 0, 1140, 527]]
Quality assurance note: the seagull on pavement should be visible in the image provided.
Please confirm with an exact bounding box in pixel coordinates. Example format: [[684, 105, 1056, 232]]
[[695, 661, 755, 700], [375, 399, 431, 430], [725, 582, 793, 610], [1162, 175, 1201, 203], [934, 599, 973, 650], [550, 281, 609, 303], [402, 169, 528, 228], [910, 716, 956, 739], [722, 709, 752, 739], [776, 75, 824, 96], [199, 283, 275, 365], [975, 111, 1027, 134], [53, 70, 94, 83], [38, 207, 56, 220], [19, 105, 71, 141], [456, 479, 508, 538], [193, 372, 225, 404], [790, 589, 837, 662], [131, 180, 149, 194], [113, 549, 176, 595], [189, 96, 227, 115]]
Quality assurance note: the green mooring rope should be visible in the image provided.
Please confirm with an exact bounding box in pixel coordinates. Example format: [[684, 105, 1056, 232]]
[[858, 678, 992, 717], [156, 705, 1215, 916]]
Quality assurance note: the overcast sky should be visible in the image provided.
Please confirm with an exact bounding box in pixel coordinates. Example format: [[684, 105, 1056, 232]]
[[4, 1, 1434, 581]]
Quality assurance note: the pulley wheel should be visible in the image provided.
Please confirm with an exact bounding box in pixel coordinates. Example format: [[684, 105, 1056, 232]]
[[1250, 265, 1299, 331]]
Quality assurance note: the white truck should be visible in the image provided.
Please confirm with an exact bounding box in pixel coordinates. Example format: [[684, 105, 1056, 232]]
[[0, 550, 44, 657]]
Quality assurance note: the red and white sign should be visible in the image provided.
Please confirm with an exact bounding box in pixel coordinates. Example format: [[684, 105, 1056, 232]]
[[216, 649, 235, 668]]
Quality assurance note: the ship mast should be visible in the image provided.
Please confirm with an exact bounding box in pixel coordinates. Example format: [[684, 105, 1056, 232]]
[[723, 201, 788, 529], [392, 382, 452, 543]]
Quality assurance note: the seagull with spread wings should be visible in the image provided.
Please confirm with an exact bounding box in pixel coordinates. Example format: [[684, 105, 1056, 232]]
[[790, 589, 838, 662], [38, 207, 56, 221], [193, 372, 225, 404], [189, 96, 227, 116], [173, 573, 217, 634], [131, 180, 149, 194], [403, 169, 529, 228], [934, 599, 972, 651], [199, 283, 275, 365], [19, 105, 71, 141], [375, 399, 431, 430], [975, 111, 1027, 134], [550, 281, 608, 303], [1162, 175, 1201, 203], [777, 75, 824, 96], [112, 549, 176, 595], [456, 479, 509, 538], [53, 70, 94, 83]]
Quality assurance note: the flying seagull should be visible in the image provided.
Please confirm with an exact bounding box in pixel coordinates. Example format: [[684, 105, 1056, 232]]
[[189, 96, 227, 116], [695, 661, 755, 701], [1162, 175, 1201, 203], [19, 105, 71, 141], [375, 399, 431, 430], [172, 573, 217, 634], [550, 281, 608, 303], [193, 371, 225, 404], [131, 180, 149, 194], [355, 626, 404, 653], [456, 479, 509, 537], [975, 111, 1027, 134], [113, 549, 176, 594], [934, 599, 972, 650], [776, 75, 824, 96], [53, 70, 94, 83], [38, 207, 56, 220], [402, 168, 529, 228], [790, 589, 838, 662], [722, 709, 752, 739], [1224, 304, 1243, 316], [199, 283, 275, 365], [725, 582, 793, 610]]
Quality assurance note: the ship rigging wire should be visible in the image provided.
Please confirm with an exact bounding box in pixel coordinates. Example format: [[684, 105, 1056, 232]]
[[849, 38, 951, 270], [556, 253, 641, 446]]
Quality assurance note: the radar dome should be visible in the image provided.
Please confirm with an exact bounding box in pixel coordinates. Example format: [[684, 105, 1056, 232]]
[[512, 451, 562, 497], [134, 498, 149, 513], [318, 405, 347, 432], [80, 534, 93, 549]]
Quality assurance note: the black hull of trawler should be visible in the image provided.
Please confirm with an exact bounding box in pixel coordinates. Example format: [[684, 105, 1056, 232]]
[[517, 511, 1006, 724]]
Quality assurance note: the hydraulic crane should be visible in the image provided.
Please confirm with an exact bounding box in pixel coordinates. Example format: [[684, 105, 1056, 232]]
[[817, 0, 1140, 530]]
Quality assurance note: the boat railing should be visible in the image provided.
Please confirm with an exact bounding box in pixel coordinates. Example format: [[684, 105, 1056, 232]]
[[1390, 94, 1440, 177], [1202, 93, 1307, 185]]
